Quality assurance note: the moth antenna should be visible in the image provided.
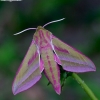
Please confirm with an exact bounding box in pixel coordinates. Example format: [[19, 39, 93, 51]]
[[14, 28, 36, 35], [43, 18, 65, 27]]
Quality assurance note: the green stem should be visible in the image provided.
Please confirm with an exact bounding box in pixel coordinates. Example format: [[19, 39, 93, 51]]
[[71, 73, 98, 100]]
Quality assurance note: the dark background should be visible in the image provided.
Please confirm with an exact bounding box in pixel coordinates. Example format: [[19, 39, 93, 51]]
[[0, 0, 100, 100]]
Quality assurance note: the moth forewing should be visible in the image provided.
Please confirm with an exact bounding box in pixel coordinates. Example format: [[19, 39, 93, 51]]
[[12, 40, 42, 95], [52, 35, 96, 72]]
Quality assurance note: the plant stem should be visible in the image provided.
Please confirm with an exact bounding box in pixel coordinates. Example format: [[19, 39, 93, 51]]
[[71, 73, 98, 100]]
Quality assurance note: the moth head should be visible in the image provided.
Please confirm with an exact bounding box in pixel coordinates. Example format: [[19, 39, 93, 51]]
[[34, 26, 51, 40], [36, 26, 44, 30], [35, 26, 46, 33]]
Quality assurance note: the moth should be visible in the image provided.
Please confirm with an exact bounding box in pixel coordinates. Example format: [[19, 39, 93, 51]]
[[12, 18, 96, 95]]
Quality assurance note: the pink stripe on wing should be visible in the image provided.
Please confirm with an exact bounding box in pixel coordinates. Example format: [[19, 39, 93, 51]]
[[13, 75, 41, 95], [28, 52, 38, 65], [54, 45, 69, 54]]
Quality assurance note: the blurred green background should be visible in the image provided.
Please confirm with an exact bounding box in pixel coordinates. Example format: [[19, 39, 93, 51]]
[[0, 0, 100, 100]]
